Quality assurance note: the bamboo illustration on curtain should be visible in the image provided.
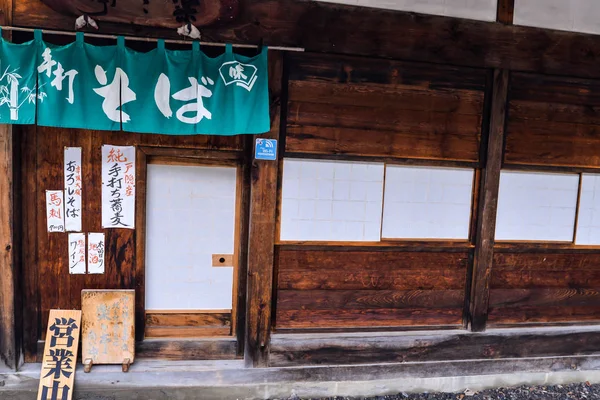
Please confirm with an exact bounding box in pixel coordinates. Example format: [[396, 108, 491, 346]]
[[0, 29, 270, 135]]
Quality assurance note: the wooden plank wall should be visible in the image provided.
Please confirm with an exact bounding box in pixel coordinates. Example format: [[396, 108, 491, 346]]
[[487, 72, 600, 326], [275, 53, 488, 331], [20, 126, 243, 362], [285, 53, 486, 163]]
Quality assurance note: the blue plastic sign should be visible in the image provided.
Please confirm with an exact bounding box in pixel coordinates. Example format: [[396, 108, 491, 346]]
[[255, 138, 278, 160]]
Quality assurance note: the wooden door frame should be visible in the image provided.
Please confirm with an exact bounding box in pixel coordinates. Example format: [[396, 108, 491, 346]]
[[135, 146, 248, 360]]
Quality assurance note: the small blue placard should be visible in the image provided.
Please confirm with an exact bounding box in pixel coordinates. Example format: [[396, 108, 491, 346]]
[[255, 138, 278, 160]]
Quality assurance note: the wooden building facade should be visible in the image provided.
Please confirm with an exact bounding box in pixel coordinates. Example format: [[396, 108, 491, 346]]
[[3, 0, 600, 372]]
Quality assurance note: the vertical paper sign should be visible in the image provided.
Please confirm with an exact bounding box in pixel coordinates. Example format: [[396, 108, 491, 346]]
[[64, 147, 83, 232], [46, 190, 65, 233], [88, 233, 105, 274], [101, 145, 135, 229], [68, 233, 86, 274]]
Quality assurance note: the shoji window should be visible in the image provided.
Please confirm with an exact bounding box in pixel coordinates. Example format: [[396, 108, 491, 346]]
[[280, 159, 385, 241], [576, 174, 600, 245], [381, 166, 474, 239], [495, 171, 580, 242]]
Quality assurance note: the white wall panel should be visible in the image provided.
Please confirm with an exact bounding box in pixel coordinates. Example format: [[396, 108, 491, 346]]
[[382, 166, 474, 239], [280, 159, 384, 241], [317, 0, 497, 21], [576, 174, 600, 245], [514, 0, 600, 35], [145, 164, 237, 310], [495, 171, 579, 242]]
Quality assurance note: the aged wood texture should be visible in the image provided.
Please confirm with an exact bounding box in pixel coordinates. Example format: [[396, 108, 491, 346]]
[[37, 310, 81, 400], [489, 252, 600, 325], [505, 72, 600, 168], [81, 290, 135, 365], [0, 0, 17, 370], [244, 52, 283, 367], [14, 0, 600, 80], [275, 249, 469, 329], [145, 311, 232, 338], [469, 70, 509, 332], [268, 327, 600, 367], [38, 0, 238, 29], [496, 0, 515, 24], [137, 338, 239, 360], [20, 125, 244, 362], [286, 53, 486, 163], [0, 123, 16, 369]]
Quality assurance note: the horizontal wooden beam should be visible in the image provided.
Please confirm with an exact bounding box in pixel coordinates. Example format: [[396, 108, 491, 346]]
[[14, 1, 600, 79], [269, 327, 600, 367]]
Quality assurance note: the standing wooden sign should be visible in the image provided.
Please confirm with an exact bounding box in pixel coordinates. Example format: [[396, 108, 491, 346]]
[[37, 309, 82, 400], [81, 290, 135, 372]]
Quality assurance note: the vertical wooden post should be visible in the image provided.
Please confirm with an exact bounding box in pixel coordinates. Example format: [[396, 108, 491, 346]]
[[469, 69, 509, 332], [0, 0, 18, 370], [497, 0, 515, 25], [244, 51, 283, 367]]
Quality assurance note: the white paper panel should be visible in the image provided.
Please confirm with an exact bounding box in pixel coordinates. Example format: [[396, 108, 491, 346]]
[[68, 233, 86, 274], [280, 159, 384, 242], [317, 0, 497, 21], [576, 174, 600, 245], [145, 164, 237, 310], [64, 147, 82, 232], [102, 145, 135, 229], [514, 0, 600, 35], [88, 233, 106, 274], [46, 190, 65, 233], [382, 165, 474, 239], [495, 171, 579, 242]]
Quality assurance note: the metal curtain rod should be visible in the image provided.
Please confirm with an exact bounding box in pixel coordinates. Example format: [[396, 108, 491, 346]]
[[0, 25, 305, 52]]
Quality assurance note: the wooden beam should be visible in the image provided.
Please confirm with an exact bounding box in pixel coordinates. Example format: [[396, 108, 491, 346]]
[[244, 51, 283, 367], [497, 0, 515, 24], [0, 0, 18, 371], [469, 70, 509, 332], [269, 327, 600, 367], [13, 0, 600, 80]]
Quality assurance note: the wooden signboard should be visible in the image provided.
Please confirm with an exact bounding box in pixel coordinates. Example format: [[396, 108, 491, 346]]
[[81, 290, 135, 372], [37, 309, 82, 400]]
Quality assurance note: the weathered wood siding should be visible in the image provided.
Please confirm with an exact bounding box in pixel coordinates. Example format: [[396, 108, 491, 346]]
[[506, 72, 600, 168], [489, 252, 600, 325], [275, 248, 471, 329], [20, 126, 243, 361], [285, 53, 487, 163], [275, 53, 487, 331]]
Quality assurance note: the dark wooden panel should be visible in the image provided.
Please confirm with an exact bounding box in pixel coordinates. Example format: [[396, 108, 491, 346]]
[[278, 290, 464, 310], [276, 249, 468, 329], [268, 327, 600, 367], [288, 81, 484, 114], [136, 338, 239, 360], [506, 72, 600, 168], [288, 53, 488, 90], [489, 253, 600, 325], [277, 308, 463, 328], [286, 53, 485, 162], [146, 312, 232, 327]]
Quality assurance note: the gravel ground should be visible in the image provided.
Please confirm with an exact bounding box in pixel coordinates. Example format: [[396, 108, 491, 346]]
[[293, 382, 600, 399]]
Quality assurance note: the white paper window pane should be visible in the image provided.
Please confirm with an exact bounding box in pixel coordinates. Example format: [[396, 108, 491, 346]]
[[576, 174, 600, 245], [381, 166, 474, 239], [317, 0, 497, 21], [495, 171, 579, 242], [145, 164, 237, 310], [280, 159, 384, 241]]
